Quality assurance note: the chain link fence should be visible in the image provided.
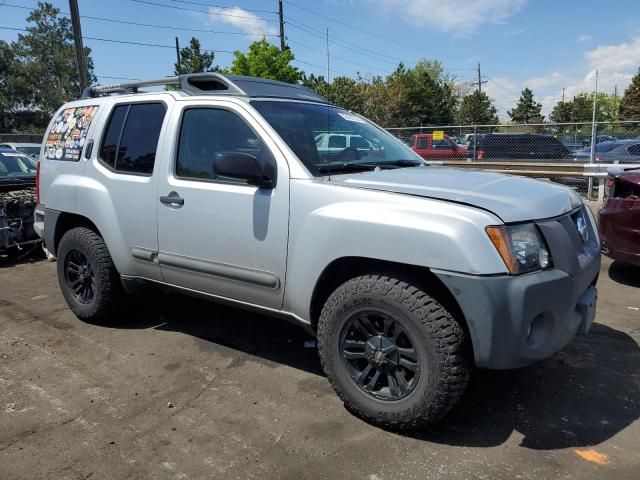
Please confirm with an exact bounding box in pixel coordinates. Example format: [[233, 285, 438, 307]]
[[387, 121, 640, 197]]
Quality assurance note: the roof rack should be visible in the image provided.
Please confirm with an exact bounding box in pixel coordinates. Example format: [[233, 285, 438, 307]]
[[80, 72, 329, 103]]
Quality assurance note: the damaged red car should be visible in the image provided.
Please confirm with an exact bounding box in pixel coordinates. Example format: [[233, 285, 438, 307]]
[[599, 168, 640, 266]]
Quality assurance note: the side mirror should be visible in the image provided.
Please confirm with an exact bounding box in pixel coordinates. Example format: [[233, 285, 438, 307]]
[[213, 151, 277, 189]]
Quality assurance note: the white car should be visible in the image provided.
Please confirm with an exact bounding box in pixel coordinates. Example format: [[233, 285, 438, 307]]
[[0, 142, 42, 159]]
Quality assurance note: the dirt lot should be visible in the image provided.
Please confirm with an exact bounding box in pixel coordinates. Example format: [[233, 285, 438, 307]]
[[1, 256, 639, 479]]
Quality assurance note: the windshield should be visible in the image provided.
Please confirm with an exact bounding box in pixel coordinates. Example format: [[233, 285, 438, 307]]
[[0, 151, 37, 180], [251, 101, 423, 175]]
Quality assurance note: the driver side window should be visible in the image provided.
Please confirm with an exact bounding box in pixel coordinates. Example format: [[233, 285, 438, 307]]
[[176, 107, 264, 182]]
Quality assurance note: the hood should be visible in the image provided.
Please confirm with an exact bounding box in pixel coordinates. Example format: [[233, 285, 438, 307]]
[[328, 166, 581, 223]]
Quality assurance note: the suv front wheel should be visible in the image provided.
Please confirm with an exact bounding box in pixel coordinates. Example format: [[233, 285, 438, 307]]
[[56, 227, 124, 324], [317, 274, 470, 429]]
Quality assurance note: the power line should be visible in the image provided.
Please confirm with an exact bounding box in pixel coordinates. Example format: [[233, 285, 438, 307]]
[[286, 20, 401, 69], [285, 0, 425, 55], [83, 35, 235, 54], [0, 3, 279, 37], [130, 0, 276, 22], [287, 39, 392, 75], [163, 0, 277, 14]]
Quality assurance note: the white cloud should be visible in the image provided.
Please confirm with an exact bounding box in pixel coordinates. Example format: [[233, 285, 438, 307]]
[[479, 37, 640, 119], [378, 0, 526, 36], [578, 34, 592, 43], [207, 6, 277, 40]]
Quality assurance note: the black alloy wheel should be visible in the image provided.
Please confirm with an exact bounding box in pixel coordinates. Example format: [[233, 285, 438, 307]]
[[64, 249, 95, 305], [340, 310, 420, 401]]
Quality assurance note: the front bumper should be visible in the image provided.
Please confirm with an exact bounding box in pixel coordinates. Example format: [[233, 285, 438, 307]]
[[435, 258, 599, 369], [435, 204, 601, 370]]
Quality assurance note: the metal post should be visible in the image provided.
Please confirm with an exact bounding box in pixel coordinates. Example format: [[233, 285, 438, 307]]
[[278, 0, 286, 51], [69, 0, 87, 93], [175, 37, 180, 68], [472, 125, 477, 161], [589, 70, 599, 164]]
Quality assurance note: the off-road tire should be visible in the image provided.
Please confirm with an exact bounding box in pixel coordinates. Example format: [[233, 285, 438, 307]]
[[317, 274, 470, 429], [56, 227, 125, 324]]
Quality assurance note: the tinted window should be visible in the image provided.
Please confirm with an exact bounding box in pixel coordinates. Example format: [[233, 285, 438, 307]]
[[350, 136, 371, 149], [177, 108, 264, 182], [432, 138, 453, 149], [416, 137, 428, 149], [100, 103, 165, 174], [100, 105, 128, 168], [328, 135, 346, 149], [627, 144, 640, 156]]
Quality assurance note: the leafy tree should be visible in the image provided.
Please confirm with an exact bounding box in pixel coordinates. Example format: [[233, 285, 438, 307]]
[[619, 68, 640, 120], [321, 76, 366, 113], [13, 2, 95, 116], [174, 37, 216, 74], [508, 88, 544, 123], [455, 91, 499, 125], [549, 99, 572, 123], [225, 38, 302, 84]]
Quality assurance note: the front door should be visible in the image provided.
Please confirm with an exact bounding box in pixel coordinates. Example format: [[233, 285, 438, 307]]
[[156, 101, 290, 310]]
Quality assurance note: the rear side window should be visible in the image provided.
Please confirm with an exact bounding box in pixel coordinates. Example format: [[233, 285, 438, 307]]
[[627, 144, 640, 156], [99, 103, 166, 175], [416, 137, 428, 149], [43, 105, 100, 161]]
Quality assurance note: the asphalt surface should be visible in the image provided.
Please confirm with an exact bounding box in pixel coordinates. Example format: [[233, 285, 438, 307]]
[[1, 255, 639, 479]]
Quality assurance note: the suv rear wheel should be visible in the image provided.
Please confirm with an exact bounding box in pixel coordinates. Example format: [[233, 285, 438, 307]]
[[56, 227, 124, 324], [317, 274, 470, 429]]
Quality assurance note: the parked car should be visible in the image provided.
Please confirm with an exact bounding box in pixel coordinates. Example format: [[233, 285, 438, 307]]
[[571, 140, 639, 163], [0, 147, 40, 255], [0, 142, 42, 159], [593, 141, 640, 164], [314, 132, 380, 161], [407, 133, 467, 159], [35, 73, 600, 428], [476, 134, 571, 160], [599, 168, 640, 266]]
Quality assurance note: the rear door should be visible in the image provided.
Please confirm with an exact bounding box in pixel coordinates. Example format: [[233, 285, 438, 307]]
[[82, 99, 169, 281]]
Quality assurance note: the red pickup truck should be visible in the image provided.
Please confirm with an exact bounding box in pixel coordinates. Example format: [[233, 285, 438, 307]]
[[406, 133, 468, 159]]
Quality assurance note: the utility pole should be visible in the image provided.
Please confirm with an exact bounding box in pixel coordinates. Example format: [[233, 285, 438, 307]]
[[175, 37, 181, 68], [561, 87, 565, 103], [326, 28, 330, 83], [278, 0, 286, 51], [476, 63, 486, 93], [69, 0, 87, 93]]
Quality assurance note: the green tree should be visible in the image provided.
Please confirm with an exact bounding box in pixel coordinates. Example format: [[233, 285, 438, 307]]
[[455, 90, 499, 125], [225, 38, 302, 84], [11, 2, 95, 119], [508, 88, 544, 123], [619, 68, 640, 120], [174, 37, 215, 75], [549, 99, 572, 123], [321, 76, 366, 113]]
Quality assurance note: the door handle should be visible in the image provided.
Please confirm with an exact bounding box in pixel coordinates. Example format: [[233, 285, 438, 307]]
[[160, 192, 184, 207]]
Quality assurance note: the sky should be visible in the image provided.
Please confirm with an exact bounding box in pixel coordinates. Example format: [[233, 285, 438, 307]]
[[1, 0, 640, 121]]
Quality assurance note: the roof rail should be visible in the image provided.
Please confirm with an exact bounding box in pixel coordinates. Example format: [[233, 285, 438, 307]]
[[80, 72, 328, 103]]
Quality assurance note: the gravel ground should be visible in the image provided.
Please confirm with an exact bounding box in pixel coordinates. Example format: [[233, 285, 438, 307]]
[[0, 255, 638, 479]]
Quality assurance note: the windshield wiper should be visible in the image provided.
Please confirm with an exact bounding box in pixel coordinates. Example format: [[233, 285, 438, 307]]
[[316, 159, 422, 173], [316, 162, 380, 173]]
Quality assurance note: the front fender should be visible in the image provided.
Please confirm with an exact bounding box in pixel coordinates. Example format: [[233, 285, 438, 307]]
[[283, 181, 508, 321]]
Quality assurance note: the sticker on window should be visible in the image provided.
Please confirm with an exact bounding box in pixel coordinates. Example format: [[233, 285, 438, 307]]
[[337, 112, 366, 124], [44, 105, 99, 161]]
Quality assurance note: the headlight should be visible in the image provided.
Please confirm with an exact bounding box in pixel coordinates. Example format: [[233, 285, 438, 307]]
[[486, 223, 551, 275]]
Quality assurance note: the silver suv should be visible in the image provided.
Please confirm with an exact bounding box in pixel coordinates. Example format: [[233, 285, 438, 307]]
[[34, 73, 600, 428]]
